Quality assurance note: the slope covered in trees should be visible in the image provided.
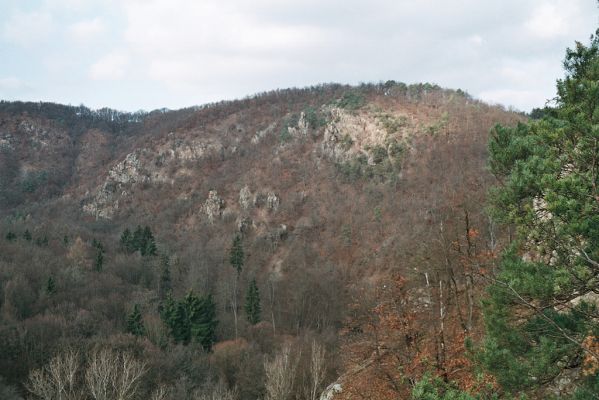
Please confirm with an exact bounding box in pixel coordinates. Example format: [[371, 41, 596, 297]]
[[0, 74, 533, 398]]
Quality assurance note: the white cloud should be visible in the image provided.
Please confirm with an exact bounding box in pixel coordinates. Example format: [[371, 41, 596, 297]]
[[525, 1, 583, 39], [468, 34, 484, 46], [89, 51, 129, 80], [0, 77, 24, 90], [3, 10, 55, 46], [68, 18, 105, 42]]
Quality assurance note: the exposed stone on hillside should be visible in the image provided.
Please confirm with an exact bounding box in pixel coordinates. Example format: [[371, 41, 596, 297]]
[[239, 185, 253, 210], [204, 190, 224, 224], [266, 192, 280, 211], [252, 122, 276, 144], [237, 216, 253, 233], [83, 134, 227, 218], [0, 132, 14, 150], [320, 383, 343, 400], [108, 153, 148, 184], [82, 182, 121, 219], [321, 107, 409, 164], [287, 111, 309, 138]]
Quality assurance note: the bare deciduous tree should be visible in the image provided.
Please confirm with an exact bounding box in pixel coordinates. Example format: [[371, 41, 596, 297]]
[[26, 349, 80, 400], [305, 340, 326, 400], [264, 345, 299, 400], [86, 349, 147, 400], [27, 348, 147, 400]]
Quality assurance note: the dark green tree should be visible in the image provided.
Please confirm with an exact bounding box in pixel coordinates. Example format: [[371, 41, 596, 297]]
[[229, 234, 244, 276], [229, 234, 244, 338], [480, 28, 599, 395], [160, 292, 218, 351], [5, 231, 16, 241], [126, 304, 145, 337], [132, 225, 144, 252], [94, 250, 104, 272], [23, 230, 31, 242], [158, 254, 172, 300], [244, 278, 261, 325], [141, 226, 157, 256], [120, 228, 134, 253], [45, 276, 56, 295], [190, 294, 217, 351]]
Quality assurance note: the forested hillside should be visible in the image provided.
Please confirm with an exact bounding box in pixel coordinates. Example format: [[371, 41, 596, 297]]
[[1, 27, 597, 399]]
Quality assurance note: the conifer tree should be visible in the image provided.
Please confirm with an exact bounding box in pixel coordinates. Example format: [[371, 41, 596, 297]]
[[158, 254, 172, 300], [126, 304, 145, 337], [481, 28, 599, 395], [5, 231, 16, 241], [120, 228, 134, 253], [192, 294, 217, 351], [160, 292, 218, 350], [141, 226, 157, 256], [94, 250, 104, 272], [229, 234, 244, 276], [132, 225, 144, 252], [229, 234, 244, 338], [23, 229, 32, 242], [45, 276, 56, 295], [245, 278, 261, 325]]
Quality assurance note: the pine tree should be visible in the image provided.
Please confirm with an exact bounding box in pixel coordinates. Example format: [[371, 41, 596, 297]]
[[141, 226, 157, 256], [229, 234, 244, 276], [126, 304, 145, 337], [245, 278, 261, 325], [5, 231, 16, 241], [23, 229, 32, 242], [45, 276, 56, 295], [229, 234, 244, 338], [160, 292, 218, 350], [94, 250, 104, 272], [481, 28, 599, 395], [192, 294, 217, 351], [132, 225, 144, 252], [120, 228, 135, 253], [158, 254, 172, 300]]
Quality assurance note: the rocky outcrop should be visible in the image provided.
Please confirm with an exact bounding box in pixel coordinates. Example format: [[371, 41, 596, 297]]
[[239, 185, 253, 210], [252, 122, 276, 144], [83, 134, 226, 218], [266, 192, 280, 212], [287, 111, 309, 138], [204, 190, 224, 224], [320, 383, 342, 400]]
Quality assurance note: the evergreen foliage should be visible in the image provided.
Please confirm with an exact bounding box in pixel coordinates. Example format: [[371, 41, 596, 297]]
[[160, 292, 218, 351], [481, 28, 599, 395], [244, 278, 261, 325], [45, 276, 56, 295], [229, 235, 244, 276], [158, 254, 172, 300], [23, 230, 31, 242], [5, 231, 16, 241], [120, 225, 157, 256], [92, 239, 105, 272], [126, 304, 145, 337]]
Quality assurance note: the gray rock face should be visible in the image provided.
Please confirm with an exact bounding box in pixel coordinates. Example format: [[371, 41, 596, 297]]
[[320, 383, 342, 400], [252, 122, 276, 144], [237, 217, 253, 233], [239, 185, 253, 210], [287, 111, 309, 138], [204, 190, 224, 224], [108, 153, 148, 184], [266, 192, 280, 212]]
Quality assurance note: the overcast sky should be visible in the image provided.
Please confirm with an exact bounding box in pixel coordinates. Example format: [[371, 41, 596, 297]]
[[1, 0, 597, 112]]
